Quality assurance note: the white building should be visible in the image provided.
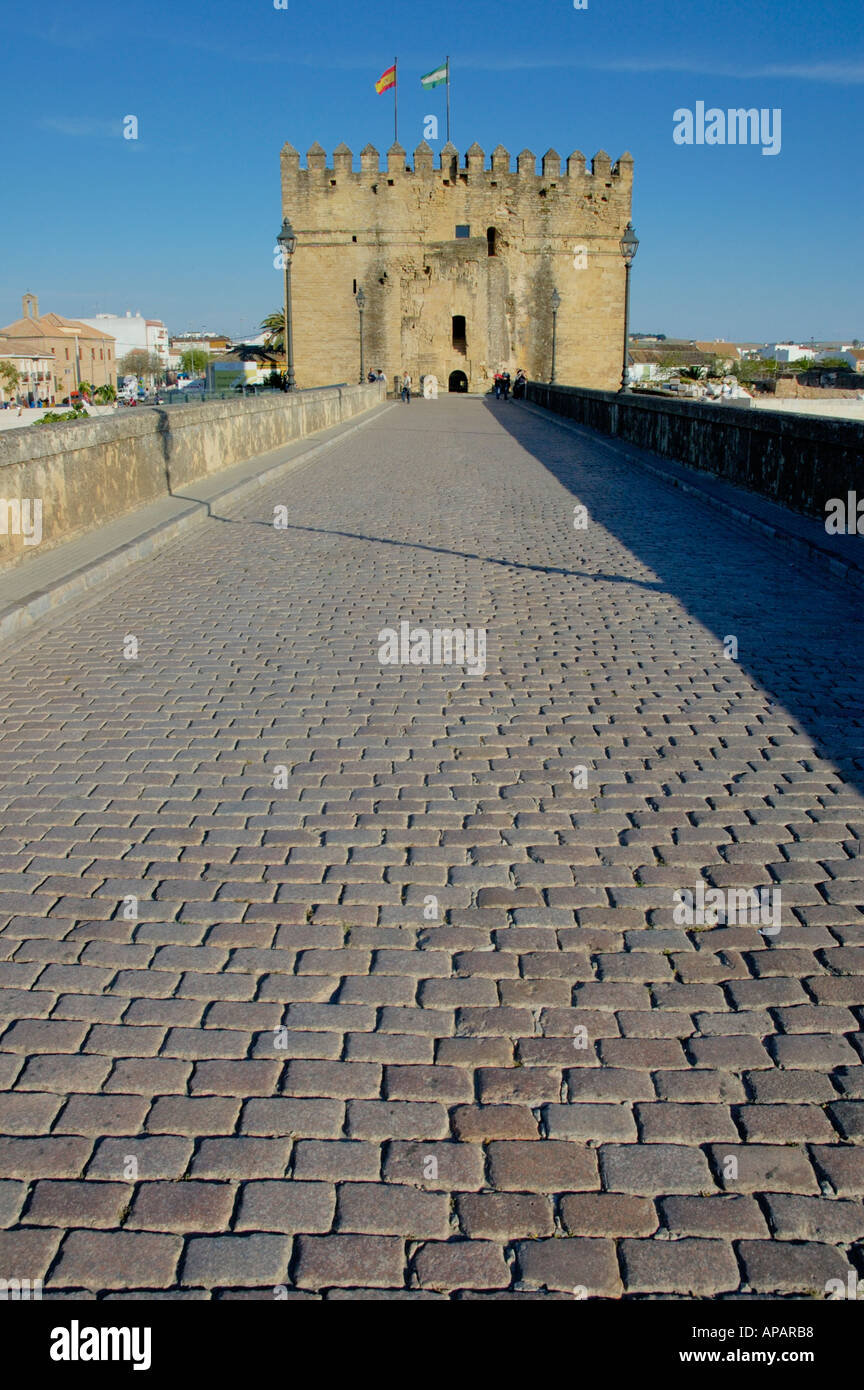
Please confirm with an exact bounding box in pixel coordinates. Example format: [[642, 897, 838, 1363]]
[[0, 350, 55, 405], [79, 311, 170, 370], [758, 343, 813, 363]]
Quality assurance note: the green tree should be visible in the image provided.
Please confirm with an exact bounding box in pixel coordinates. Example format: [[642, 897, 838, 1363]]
[[260, 310, 285, 353], [734, 357, 777, 383], [119, 349, 153, 381], [148, 353, 166, 385], [94, 383, 117, 403], [117, 350, 164, 385], [180, 348, 211, 376], [679, 366, 705, 381], [0, 359, 20, 400]]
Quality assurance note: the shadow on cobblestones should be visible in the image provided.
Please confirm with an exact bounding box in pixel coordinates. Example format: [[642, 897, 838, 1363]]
[[489, 400, 864, 801], [214, 517, 669, 591]]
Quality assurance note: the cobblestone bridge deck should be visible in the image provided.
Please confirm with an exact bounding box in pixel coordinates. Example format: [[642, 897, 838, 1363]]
[[0, 398, 862, 1298]]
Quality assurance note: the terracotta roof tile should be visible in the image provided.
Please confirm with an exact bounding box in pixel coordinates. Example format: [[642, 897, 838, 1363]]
[[0, 311, 114, 341]]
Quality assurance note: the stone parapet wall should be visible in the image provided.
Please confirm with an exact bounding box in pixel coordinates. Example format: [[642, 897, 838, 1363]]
[[0, 384, 384, 570], [526, 382, 864, 519]]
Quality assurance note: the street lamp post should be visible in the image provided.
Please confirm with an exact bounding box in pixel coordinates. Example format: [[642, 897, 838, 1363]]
[[277, 217, 298, 391], [550, 287, 561, 385], [356, 287, 366, 384], [619, 221, 639, 392]]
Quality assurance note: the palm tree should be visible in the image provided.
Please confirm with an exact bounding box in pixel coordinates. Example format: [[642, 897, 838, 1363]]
[[260, 310, 285, 352], [94, 383, 117, 403]]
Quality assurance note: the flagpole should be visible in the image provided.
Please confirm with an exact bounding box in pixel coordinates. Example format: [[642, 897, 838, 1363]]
[[394, 56, 398, 145], [446, 56, 451, 144]]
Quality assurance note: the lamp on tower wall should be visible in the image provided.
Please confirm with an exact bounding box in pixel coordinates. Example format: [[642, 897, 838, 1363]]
[[356, 287, 366, 384], [619, 221, 639, 392], [277, 217, 298, 391]]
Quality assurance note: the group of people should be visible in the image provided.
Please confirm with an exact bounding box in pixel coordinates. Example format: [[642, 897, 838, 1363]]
[[366, 368, 414, 402], [367, 367, 419, 404], [367, 367, 527, 403], [494, 368, 527, 400], [2, 396, 53, 411]]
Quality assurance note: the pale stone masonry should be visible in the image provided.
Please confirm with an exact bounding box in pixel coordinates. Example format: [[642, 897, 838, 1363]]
[[280, 141, 634, 392]]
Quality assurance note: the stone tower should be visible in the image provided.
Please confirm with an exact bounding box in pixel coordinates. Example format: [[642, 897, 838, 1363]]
[[280, 140, 634, 392]]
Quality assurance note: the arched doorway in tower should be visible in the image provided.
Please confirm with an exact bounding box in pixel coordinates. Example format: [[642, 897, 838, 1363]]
[[448, 370, 468, 393]]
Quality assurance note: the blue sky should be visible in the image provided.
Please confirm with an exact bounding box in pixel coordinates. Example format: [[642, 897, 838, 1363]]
[[2, 0, 861, 341]]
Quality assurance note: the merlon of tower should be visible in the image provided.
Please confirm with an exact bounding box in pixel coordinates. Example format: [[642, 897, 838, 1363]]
[[413, 141, 435, 173], [360, 143, 379, 173], [280, 141, 634, 185], [306, 141, 326, 172], [333, 142, 353, 174], [386, 142, 406, 174], [592, 150, 612, 177], [465, 142, 485, 171], [439, 141, 458, 177]]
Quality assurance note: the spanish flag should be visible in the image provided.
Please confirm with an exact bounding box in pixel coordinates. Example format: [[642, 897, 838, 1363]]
[[375, 63, 396, 94]]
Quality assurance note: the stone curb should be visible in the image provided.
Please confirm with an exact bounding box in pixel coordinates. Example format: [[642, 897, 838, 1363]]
[[0, 402, 396, 645], [516, 400, 864, 593]]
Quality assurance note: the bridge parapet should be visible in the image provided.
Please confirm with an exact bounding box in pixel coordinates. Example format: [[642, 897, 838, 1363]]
[[526, 381, 864, 524], [0, 382, 384, 571]]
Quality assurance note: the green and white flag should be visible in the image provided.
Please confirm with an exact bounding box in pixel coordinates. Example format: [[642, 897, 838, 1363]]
[[421, 61, 448, 89]]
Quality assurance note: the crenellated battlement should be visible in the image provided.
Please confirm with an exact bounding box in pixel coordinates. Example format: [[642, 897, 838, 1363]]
[[281, 140, 633, 185], [279, 133, 634, 396]]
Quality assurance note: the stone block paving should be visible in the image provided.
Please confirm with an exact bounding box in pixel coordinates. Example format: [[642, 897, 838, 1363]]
[[0, 398, 862, 1299]]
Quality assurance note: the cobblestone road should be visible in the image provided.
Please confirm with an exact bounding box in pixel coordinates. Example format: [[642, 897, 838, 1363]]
[[1, 398, 863, 1298]]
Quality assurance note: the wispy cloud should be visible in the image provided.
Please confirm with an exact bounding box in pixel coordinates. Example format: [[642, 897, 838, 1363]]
[[152, 43, 864, 84], [760, 61, 864, 82], [461, 55, 864, 84], [30, 20, 864, 86], [213, 49, 864, 83]]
